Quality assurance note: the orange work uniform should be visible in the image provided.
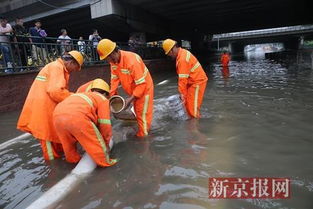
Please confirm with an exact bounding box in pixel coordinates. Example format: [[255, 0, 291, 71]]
[[17, 58, 72, 160], [222, 66, 230, 79], [76, 81, 93, 93], [221, 53, 230, 67], [110, 50, 154, 137], [53, 92, 117, 167], [176, 48, 208, 118]]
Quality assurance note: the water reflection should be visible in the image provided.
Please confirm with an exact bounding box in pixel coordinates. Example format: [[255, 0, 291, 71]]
[[245, 43, 284, 61]]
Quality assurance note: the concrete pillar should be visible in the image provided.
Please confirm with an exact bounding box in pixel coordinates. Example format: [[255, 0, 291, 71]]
[[90, 0, 166, 35], [300, 36, 304, 46], [228, 42, 232, 53], [311, 51, 313, 70], [90, 0, 113, 19]]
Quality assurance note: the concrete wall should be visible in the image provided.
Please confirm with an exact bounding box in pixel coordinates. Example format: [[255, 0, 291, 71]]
[[0, 59, 174, 113]]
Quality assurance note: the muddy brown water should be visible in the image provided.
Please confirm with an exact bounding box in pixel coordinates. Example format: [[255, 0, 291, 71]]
[[1, 53, 313, 209]]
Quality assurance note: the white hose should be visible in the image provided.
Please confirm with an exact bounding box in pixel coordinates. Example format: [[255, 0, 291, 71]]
[[26, 153, 97, 209], [26, 137, 114, 209], [2, 131, 114, 208]]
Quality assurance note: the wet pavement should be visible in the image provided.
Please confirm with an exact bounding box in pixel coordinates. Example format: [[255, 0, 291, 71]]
[[1, 53, 313, 209], [0, 111, 23, 143]]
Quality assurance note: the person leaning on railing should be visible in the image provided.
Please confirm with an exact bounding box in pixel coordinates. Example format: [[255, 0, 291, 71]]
[[12, 17, 29, 70], [77, 36, 86, 54], [57, 29, 71, 55], [0, 16, 13, 71], [89, 29, 101, 61], [29, 19, 48, 65]]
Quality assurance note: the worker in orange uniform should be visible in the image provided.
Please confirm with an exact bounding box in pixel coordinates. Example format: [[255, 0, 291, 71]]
[[76, 78, 109, 95], [162, 39, 208, 118], [76, 80, 93, 93], [17, 51, 84, 160], [220, 51, 230, 68], [53, 79, 117, 167], [97, 39, 154, 138]]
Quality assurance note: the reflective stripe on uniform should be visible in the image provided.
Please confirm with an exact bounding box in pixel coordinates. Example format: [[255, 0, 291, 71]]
[[186, 51, 191, 62], [135, 67, 149, 85], [142, 94, 150, 136], [46, 141, 54, 160], [178, 74, 189, 78], [135, 77, 145, 85], [194, 85, 200, 117], [35, 75, 47, 81], [121, 69, 130, 74], [111, 74, 118, 80], [135, 54, 141, 63], [190, 62, 200, 72], [90, 122, 117, 165], [98, 119, 111, 125], [111, 66, 117, 70], [85, 84, 92, 92], [72, 93, 93, 107], [95, 93, 107, 101]]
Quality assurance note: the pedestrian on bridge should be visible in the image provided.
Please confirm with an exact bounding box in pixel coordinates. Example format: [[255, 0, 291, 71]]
[[97, 39, 154, 138], [162, 39, 208, 118], [17, 51, 84, 161]]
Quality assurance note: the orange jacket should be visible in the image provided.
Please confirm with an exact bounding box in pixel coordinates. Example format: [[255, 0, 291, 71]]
[[17, 58, 71, 142], [76, 81, 93, 93], [221, 54, 230, 65], [110, 50, 153, 98], [53, 92, 112, 145], [176, 48, 208, 98]]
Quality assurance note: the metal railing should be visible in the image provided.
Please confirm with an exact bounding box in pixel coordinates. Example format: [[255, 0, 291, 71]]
[[0, 35, 164, 74]]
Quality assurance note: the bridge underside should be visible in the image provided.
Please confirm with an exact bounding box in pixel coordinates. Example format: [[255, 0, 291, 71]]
[[212, 35, 303, 53], [1, 0, 313, 41]]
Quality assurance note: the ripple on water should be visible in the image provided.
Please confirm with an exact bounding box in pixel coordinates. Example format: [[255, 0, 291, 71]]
[[2, 57, 313, 209]]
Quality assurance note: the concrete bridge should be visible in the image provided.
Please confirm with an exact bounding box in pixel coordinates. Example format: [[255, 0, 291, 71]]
[[1, 0, 312, 42], [210, 25, 313, 53]]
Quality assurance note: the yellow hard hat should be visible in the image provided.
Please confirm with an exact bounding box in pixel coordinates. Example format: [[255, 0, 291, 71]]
[[91, 78, 110, 93], [68, 50, 84, 68], [162, 39, 176, 54], [97, 39, 117, 60]]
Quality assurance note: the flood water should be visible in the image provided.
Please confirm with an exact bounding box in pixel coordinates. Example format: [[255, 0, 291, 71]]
[[1, 52, 313, 209]]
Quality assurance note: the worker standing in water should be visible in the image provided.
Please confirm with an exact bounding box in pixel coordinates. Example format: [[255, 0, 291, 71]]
[[220, 51, 230, 68], [53, 79, 117, 167], [97, 39, 154, 138], [162, 39, 208, 118], [17, 51, 84, 160], [220, 51, 230, 79]]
